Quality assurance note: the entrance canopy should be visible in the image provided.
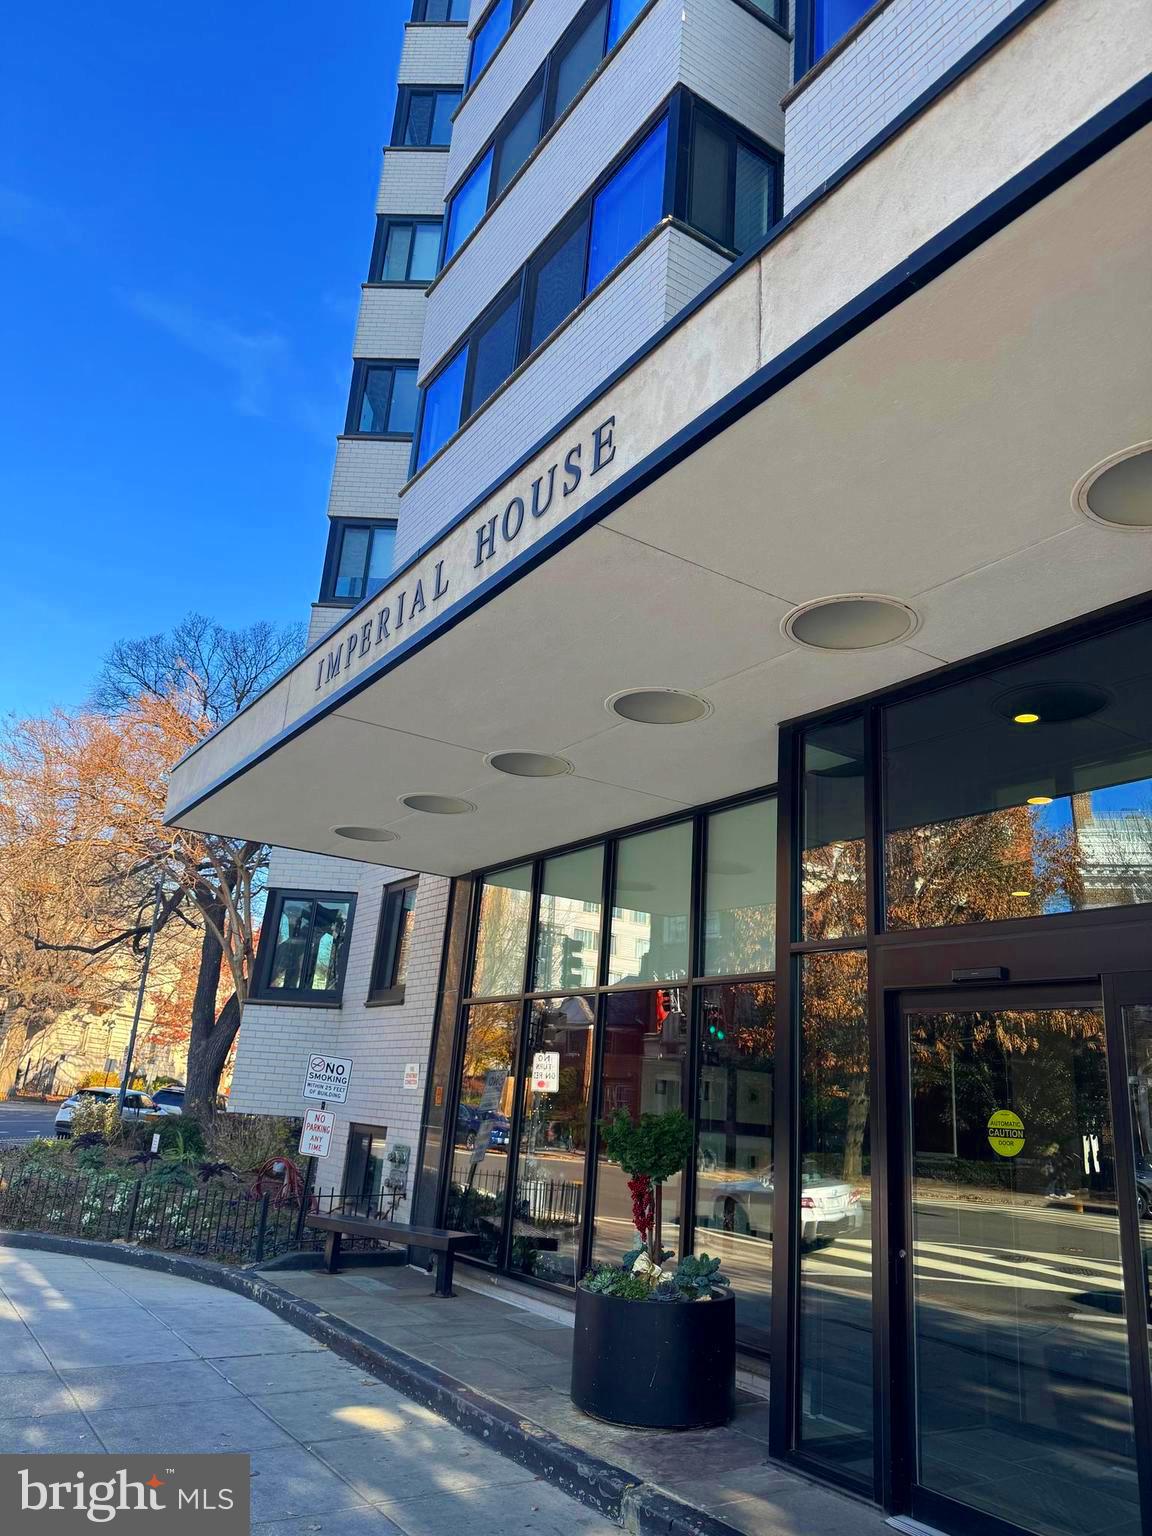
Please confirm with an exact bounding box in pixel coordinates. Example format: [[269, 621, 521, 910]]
[[166, 115, 1152, 876]]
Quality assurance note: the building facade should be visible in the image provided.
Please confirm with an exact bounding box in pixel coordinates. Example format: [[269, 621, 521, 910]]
[[170, 4, 1152, 1536]]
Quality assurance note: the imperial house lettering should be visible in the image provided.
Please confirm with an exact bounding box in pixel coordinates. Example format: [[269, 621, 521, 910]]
[[313, 415, 618, 693]]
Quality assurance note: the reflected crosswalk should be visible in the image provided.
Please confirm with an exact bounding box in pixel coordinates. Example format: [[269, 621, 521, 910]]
[[806, 1234, 1126, 1299]]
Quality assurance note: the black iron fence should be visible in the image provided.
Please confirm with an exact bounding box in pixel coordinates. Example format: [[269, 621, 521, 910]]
[[0, 1165, 411, 1266]]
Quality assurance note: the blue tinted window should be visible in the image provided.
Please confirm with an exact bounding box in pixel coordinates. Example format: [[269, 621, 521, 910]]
[[550, 2, 607, 123], [586, 117, 668, 292], [469, 0, 511, 86], [494, 77, 543, 195], [812, 0, 873, 62], [416, 349, 467, 468], [446, 148, 493, 261], [527, 219, 588, 352], [432, 90, 460, 143], [357, 365, 417, 435], [607, 0, 645, 48], [387, 367, 419, 434]]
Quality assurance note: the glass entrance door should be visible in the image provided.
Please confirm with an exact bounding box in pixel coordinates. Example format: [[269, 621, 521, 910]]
[[901, 984, 1144, 1536]]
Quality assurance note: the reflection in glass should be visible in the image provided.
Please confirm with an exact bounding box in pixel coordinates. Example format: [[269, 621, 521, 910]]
[[445, 1002, 520, 1263], [344, 1127, 388, 1217], [1122, 1000, 1152, 1447], [592, 990, 686, 1263], [694, 983, 775, 1347], [267, 895, 352, 995], [609, 822, 692, 984], [534, 846, 603, 990], [802, 718, 866, 940], [510, 996, 595, 1285], [703, 800, 776, 976], [908, 1000, 1139, 1536], [885, 615, 1152, 929], [471, 865, 533, 996], [798, 950, 872, 1484]]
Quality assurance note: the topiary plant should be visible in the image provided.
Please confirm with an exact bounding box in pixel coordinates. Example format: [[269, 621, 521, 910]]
[[597, 1108, 695, 1264]]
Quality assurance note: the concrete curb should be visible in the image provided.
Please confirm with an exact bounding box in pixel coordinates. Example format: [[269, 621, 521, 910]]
[[0, 1229, 743, 1536]]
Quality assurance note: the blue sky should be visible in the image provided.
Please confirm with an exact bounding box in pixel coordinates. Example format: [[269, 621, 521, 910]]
[[1, 3, 406, 717]]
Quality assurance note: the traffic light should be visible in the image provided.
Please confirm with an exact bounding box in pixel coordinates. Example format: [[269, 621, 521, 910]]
[[560, 934, 583, 989]]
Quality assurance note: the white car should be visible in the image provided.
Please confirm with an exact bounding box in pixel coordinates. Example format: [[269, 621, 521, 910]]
[[709, 1171, 863, 1246], [54, 1087, 177, 1138]]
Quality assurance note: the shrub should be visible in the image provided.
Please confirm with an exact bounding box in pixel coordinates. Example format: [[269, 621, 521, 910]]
[[69, 1097, 113, 1140], [126, 1116, 205, 1161], [206, 1113, 297, 1174], [597, 1108, 695, 1262]]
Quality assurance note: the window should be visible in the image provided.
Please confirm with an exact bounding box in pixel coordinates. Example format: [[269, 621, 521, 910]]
[[801, 0, 875, 72], [493, 73, 544, 196], [703, 799, 777, 975], [687, 102, 778, 254], [525, 215, 588, 352], [587, 116, 668, 291], [416, 345, 467, 466], [802, 717, 867, 940], [465, 282, 521, 416], [468, 0, 519, 88], [322, 520, 396, 603], [395, 87, 461, 147], [372, 218, 442, 283], [413, 0, 469, 18], [534, 845, 603, 989], [608, 820, 691, 984], [444, 149, 493, 262], [254, 891, 355, 1002], [606, 0, 645, 50], [369, 880, 418, 1003], [548, 1, 608, 123], [471, 864, 533, 996], [346, 362, 418, 436], [342, 1124, 389, 1218]]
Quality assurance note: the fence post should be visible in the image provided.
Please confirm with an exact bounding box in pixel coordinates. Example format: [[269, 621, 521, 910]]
[[125, 1179, 142, 1240], [252, 1194, 271, 1264]]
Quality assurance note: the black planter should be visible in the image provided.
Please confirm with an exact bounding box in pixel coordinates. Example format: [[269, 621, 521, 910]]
[[571, 1285, 736, 1428]]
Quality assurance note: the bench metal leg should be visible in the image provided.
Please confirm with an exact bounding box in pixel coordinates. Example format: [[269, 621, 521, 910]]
[[434, 1249, 454, 1298], [323, 1230, 343, 1275]]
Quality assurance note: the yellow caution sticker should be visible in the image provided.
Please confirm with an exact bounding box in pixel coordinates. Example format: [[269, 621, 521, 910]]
[[987, 1109, 1025, 1158]]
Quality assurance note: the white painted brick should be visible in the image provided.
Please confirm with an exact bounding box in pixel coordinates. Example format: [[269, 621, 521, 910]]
[[399, 23, 471, 86], [377, 150, 451, 216], [353, 287, 429, 359], [326, 438, 411, 523]]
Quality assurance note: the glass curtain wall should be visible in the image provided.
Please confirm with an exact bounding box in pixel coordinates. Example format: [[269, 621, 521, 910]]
[[441, 795, 777, 1331]]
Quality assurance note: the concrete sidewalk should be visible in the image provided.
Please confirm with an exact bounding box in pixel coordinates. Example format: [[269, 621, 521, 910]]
[[271, 1263, 889, 1536], [0, 1248, 619, 1536]]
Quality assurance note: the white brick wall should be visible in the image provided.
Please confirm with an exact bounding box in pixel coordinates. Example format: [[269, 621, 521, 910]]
[[377, 150, 452, 216], [396, 223, 721, 562], [784, 0, 1027, 209], [308, 604, 346, 647], [353, 286, 428, 359], [664, 225, 730, 320], [681, 0, 788, 150], [326, 437, 411, 523], [398, 22, 471, 85], [231, 860, 453, 1215]]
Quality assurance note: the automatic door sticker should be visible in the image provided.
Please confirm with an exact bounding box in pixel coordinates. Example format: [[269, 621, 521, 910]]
[[988, 1108, 1025, 1157]]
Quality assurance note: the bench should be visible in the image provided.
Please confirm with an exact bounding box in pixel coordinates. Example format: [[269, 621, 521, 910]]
[[304, 1214, 478, 1297]]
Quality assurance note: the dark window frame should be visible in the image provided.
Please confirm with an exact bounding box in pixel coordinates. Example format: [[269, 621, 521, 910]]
[[411, 0, 469, 20], [369, 878, 420, 1005], [369, 216, 444, 285], [413, 90, 779, 473], [252, 888, 358, 1005], [319, 519, 398, 607], [793, 0, 879, 80], [391, 85, 463, 148], [728, 0, 790, 39], [345, 359, 420, 438], [683, 96, 782, 254]]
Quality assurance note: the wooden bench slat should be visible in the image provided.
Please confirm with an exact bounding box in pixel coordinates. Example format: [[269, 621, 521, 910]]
[[301, 1214, 477, 1296]]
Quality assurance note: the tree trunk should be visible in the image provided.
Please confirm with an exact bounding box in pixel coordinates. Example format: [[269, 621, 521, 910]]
[[842, 1075, 869, 1182], [184, 898, 238, 1117]]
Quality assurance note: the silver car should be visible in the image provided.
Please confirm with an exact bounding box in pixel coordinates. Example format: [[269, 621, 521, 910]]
[[54, 1087, 175, 1138], [710, 1171, 863, 1245]]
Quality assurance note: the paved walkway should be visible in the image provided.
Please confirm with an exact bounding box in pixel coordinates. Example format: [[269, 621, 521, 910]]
[[0, 1249, 619, 1536], [273, 1264, 890, 1536]]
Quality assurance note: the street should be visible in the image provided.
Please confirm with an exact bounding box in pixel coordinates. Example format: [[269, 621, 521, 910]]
[[0, 1100, 60, 1144], [0, 1248, 617, 1536]]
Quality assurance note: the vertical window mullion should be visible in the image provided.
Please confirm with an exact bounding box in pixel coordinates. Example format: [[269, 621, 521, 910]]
[[726, 135, 738, 250]]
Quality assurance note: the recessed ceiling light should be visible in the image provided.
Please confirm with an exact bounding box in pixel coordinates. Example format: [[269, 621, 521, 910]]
[[1073, 442, 1152, 528], [1011, 890, 1032, 899], [1027, 795, 1054, 807], [488, 751, 573, 778], [607, 688, 712, 724], [783, 595, 918, 650], [331, 825, 398, 842], [993, 684, 1110, 725], [400, 794, 475, 815]]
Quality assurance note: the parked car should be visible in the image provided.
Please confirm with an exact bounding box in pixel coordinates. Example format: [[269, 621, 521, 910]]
[[54, 1086, 174, 1138], [1136, 1155, 1152, 1220], [709, 1170, 863, 1246], [150, 1086, 185, 1113]]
